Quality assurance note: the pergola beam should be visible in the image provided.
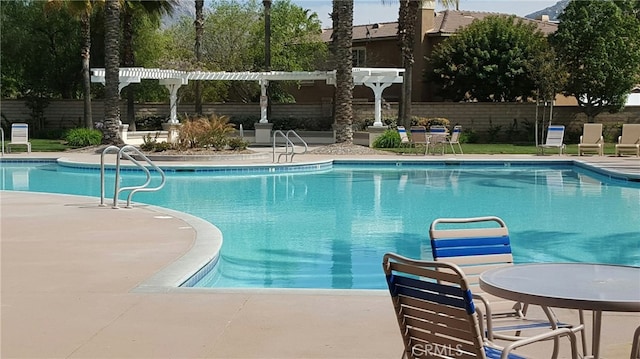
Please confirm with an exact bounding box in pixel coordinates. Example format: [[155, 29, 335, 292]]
[[91, 67, 404, 126]]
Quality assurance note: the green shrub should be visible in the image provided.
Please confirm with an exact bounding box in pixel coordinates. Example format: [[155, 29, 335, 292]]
[[373, 129, 401, 148], [64, 128, 102, 147], [177, 114, 235, 150], [140, 132, 172, 152], [228, 137, 248, 150]]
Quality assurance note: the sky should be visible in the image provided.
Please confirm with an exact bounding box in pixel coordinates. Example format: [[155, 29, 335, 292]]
[[291, 0, 560, 28]]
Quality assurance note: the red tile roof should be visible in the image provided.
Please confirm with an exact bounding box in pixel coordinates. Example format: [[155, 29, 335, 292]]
[[320, 10, 558, 42]]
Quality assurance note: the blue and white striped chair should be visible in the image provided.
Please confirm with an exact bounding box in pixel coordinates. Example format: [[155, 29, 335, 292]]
[[538, 125, 566, 155], [429, 216, 586, 357], [383, 253, 578, 359]]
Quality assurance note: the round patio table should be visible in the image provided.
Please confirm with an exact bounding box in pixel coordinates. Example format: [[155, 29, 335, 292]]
[[479, 263, 640, 359]]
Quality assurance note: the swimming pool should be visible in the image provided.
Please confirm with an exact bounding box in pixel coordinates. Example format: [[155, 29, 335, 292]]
[[1, 160, 639, 290]]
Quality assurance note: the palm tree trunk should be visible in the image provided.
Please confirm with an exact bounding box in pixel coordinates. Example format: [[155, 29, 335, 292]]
[[103, 0, 123, 145], [80, 11, 93, 129], [194, 0, 204, 114], [332, 0, 354, 143], [398, 0, 418, 128], [122, 7, 136, 131]]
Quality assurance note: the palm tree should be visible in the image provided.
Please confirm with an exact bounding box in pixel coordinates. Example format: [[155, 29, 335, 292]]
[[103, 0, 123, 145], [121, 0, 175, 129], [394, 0, 459, 127], [194, 0, 204, 114], [332, 0, 354, 143], [45, 0, 96, 129]]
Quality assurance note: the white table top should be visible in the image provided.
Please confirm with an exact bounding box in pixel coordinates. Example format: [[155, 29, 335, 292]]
[[479, 263, 640, 312]]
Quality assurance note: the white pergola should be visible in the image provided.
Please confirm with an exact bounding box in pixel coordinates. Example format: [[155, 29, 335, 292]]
[[91, 67, 404, 127]]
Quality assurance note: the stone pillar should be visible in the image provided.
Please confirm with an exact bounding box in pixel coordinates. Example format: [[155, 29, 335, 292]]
[[367, 125, 388, 147], [118, 124, 129, 143], [254, 122, 273, 145], [162, 122, 181, 144]]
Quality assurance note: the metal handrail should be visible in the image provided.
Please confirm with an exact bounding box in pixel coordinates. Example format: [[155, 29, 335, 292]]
[[272, 130, 308, 163], [286, 130, 308, 161], [100, 145, 166, 208], [100, 145, 121, 206]]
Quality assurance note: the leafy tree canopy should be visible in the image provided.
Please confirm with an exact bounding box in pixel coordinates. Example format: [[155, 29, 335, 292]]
[[551, 0, 640, 120], [1, 1, 82, 99], [427, 15, 548, 102], [158, 0, 327, 103]]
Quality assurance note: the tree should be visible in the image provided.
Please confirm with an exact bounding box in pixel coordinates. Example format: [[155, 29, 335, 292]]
[[121, 0, 175, 130], [395, 0, 458, 127], [1, 1, 82, 99], [332, 0, 353, 143], [103, 0, 123, 145], [194, 0, 204, 114], [45, 0, 97, 129], [397, 0, 418, 128], [427, 15, 548, 102], [158, 0, 326, 103], [551, 0, 640, 122]]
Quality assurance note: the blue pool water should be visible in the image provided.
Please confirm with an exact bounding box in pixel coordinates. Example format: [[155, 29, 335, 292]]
[[1, 161, 639, 289]]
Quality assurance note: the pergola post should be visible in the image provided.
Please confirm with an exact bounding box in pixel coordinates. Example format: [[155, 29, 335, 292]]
[[159, 78, 187, 124], [259, 79, 269, 123], [364, 82, 393, 127]]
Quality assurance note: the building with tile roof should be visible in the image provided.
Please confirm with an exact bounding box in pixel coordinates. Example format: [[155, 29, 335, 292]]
[[291, 2, 558, 103]]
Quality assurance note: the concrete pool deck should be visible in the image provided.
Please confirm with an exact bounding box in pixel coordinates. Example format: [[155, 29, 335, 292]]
[[1, 149, 640, 358]]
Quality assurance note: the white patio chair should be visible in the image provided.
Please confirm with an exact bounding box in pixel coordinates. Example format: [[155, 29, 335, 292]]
[[8, 123, 31, 153], [538, 125, 565, 155]]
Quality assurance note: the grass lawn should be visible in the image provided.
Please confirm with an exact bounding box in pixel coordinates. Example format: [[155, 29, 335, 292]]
[[3, 139, 69, 152], [384, 143, 619, 156], [1, 138, 620, 156]]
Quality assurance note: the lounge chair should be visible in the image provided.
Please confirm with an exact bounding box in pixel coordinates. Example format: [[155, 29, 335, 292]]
[[409, 126, 429, 155], [427, 125, 448, 155], [429, 216, 586, 357], [615, 124, 640, 157], [397, 126, 411, 147], [578, 123, 604, 156], [445, 125, 464, 155], [382, 253, 578, 359], [8, 123, 31, 153], [538, 125, 565, 155]]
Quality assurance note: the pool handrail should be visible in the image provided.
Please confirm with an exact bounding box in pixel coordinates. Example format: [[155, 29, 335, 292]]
[[100, 145, 166, 208], [272, 130, 308, 163]]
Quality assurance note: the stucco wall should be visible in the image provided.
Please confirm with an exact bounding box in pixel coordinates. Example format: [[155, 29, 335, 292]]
[[2, 99, 638, 142]]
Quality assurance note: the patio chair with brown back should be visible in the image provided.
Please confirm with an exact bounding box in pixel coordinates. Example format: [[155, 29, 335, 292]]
[[382, 253, 579, 359], [428, 125, 448, 155], [615, 124, 640, 157], [409, 126, 429, 155], [578, 123, 604, 156]]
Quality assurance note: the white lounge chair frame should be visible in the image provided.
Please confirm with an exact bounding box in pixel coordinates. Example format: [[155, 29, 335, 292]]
[[538, 125, 566, 155], [578, 123, 604, 156], [446, 125, 464, 154], [615, 124, 640, 157], [8, 123, 31, 153]]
